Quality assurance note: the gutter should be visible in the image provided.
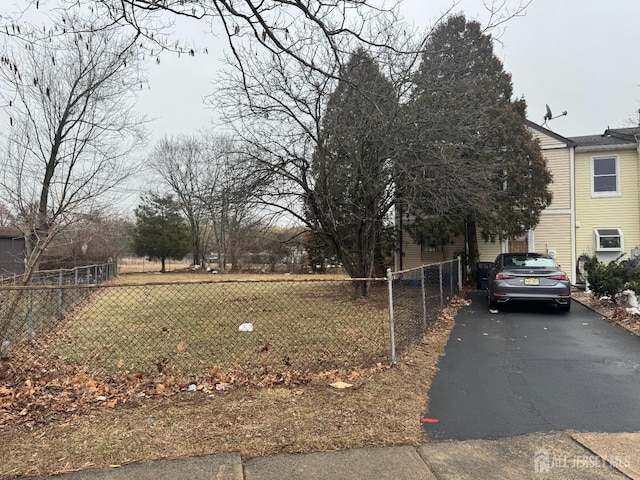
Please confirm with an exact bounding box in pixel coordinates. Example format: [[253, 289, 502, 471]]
[[574, 143, 637, 153]]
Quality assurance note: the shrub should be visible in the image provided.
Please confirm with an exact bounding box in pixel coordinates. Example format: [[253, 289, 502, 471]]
[[583, 255, 626, 302], [623, 259, 640, 295]]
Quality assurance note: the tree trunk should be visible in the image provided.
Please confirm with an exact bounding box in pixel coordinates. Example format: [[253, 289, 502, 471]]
[[466, 217, 479, 281]]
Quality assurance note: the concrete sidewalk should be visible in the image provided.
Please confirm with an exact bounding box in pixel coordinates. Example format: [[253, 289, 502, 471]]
[[34, 430, 640, 480]]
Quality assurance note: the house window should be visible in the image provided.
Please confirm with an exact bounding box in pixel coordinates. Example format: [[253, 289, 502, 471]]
[[421, 242, 443, 253], [592, 156, 619, 196], [594, 228, 623, 251]]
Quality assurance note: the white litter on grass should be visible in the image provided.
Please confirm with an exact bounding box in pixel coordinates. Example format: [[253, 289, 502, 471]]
[[239, 323, 254, 332], [330, 381, 353, 389]]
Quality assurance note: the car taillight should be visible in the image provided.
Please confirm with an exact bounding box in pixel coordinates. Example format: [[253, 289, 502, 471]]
[[496, 273, 515, 280], [549, 273, 568, 281]]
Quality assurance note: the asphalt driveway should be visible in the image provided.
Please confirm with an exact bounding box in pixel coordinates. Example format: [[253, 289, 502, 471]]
[[423, 291, 640, 440]]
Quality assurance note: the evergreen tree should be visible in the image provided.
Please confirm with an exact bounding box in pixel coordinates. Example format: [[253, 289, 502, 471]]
[[402, 14, 551, 272], [308, 48, 398, 295], [131, 194, 191, 273]]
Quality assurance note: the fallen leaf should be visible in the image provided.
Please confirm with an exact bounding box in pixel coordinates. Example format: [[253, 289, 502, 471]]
[[330, 381, 353, 389]]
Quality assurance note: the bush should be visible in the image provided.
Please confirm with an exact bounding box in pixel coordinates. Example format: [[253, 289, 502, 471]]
[[624, 259, 640, 295], [582, 255, 640, 302]]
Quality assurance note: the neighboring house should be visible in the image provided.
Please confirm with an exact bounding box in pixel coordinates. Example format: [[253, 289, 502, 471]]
[[398, 121, 640, 285], [569, 127, 640, 274], [0, 227, 26, 277]]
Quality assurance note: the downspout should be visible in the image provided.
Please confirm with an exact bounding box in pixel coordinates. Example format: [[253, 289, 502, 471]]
[[636, 134, 640, 262], [570, 143, 577, 286]]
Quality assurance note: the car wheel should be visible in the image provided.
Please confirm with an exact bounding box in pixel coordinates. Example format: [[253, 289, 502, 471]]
[[488, 293, 498, 311], [557, 301, 571, 313]]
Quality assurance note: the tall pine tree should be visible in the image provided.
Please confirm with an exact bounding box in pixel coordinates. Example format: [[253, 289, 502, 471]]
[[308, 48, 398, 296], [402, 14, 551, 272]]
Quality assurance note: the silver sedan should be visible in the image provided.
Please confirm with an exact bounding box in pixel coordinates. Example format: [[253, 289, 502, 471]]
[[487, 253, 571, 312]]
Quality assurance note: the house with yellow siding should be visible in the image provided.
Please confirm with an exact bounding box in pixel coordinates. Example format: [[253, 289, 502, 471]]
[[569, 127, 640, 280], [397, 121, 640, 285]]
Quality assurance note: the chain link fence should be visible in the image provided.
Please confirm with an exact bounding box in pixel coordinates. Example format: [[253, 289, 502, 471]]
[[0, 259, 461, 376], [0, 262, 117, 286], [387, 259, 462, 364]]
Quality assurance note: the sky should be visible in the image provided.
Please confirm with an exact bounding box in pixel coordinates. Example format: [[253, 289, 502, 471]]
[[135, 0, 640, 146]]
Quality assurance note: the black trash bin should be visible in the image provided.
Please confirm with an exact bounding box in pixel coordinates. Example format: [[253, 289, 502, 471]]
[[476, 262, 492, 290]]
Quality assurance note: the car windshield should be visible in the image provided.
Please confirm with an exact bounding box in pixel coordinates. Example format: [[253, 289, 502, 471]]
[[502, 255, 557, 268]]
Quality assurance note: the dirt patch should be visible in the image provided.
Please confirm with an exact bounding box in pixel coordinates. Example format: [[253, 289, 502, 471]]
[[573, 290, 640, 334], [0, 296, 465, 479]]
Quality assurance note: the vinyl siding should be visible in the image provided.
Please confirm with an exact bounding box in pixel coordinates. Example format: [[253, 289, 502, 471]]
[[529, 129, 565, 148], [420, 235, 465, 265], [477, 236, 503, 262], [543, 148, 571, 210], [534, 212, 573, 282], [401, 230, 423, 270], [575, 149, 640, 260]]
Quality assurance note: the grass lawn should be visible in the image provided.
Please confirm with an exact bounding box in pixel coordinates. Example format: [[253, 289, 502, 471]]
[[52, 273, 390, 375]]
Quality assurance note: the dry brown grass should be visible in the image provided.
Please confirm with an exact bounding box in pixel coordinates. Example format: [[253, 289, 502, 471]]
[[0, 294, 463, 479]]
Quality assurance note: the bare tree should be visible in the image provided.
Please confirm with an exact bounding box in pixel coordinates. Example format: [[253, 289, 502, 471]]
[[149, 133, 265, 272], [0, 204, 15, 227], [0, 16, 145, 273], [148, 135, 211, 266], [0, 16, 145, 339], [59, 1, 402, 72], [213, 14, 418, 294], [200, 136, 263, 272]]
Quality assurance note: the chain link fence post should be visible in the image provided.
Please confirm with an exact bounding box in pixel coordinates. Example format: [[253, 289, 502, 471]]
[[386, 268, 397, 366], [439, 263, 444, 307], [28, 289, 34, 343], [57, 270, 64, 319], [420, 265, 427, 331]]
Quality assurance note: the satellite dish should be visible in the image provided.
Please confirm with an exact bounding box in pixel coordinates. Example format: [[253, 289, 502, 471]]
[[543, 104, 568, 124], [632, 247, 640, 258]]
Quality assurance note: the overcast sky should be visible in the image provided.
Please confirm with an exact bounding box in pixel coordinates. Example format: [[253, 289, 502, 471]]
[[135, 0, 640, 146]]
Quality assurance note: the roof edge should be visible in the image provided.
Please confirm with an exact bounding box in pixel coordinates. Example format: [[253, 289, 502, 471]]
[[525, 119, 577, 147]]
